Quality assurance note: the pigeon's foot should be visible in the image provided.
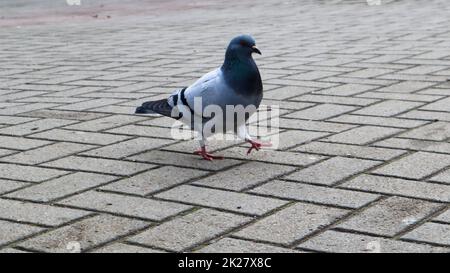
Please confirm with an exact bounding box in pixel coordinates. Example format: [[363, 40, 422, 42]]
[[246, 139, 272, 155], [194, 147, 224, 161]]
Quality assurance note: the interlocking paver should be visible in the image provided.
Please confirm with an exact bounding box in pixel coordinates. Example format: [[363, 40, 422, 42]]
[[372, 152, 450, 180], [284, 157, 380, 185], [128, 209, 250, 251], [18, 215, 149, 252], [197, 238, 300, 253], [323, 126, 403, 145], [0, 220, 43, 246], [294, 141, 406, 161], [43, 156, 155, 176], [0, 198, 90, 226], [155, 185, 287, 216], [193, 162, 296, 191], [1, 0, 450, 253], [342, 174, 450, 202], [6, 172, 117, 202], [299, 230, 447, 253], [402, 222, 450, 246], [101, 166, 209, 196], [337, 197, 442, 237], [0, 142, 95, 165], [58, 191, 192, 221], [251, 180, 379, 209], [234, 203, 348, 245]]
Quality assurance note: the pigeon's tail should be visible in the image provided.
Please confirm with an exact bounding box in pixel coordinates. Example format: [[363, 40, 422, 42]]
[[135, 99, 174, 118]]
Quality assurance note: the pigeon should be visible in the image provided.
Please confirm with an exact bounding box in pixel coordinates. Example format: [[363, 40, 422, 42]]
[[135, 35, 271, 160]]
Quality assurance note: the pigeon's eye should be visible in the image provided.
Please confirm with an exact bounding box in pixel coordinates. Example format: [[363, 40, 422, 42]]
[[240, 40, 248, 47]]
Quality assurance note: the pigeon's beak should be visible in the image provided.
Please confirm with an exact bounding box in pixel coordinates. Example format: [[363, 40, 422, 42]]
[[252, 45, 262, 55]]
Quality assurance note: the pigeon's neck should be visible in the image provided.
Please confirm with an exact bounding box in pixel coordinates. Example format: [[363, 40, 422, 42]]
[[221, 51, 262, 97]]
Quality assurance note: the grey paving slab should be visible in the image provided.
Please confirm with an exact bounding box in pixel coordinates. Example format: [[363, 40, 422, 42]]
[[197, 238, 301, 253], [18, 215, 149, 252], [0, 198, 90, 227], [0, 220, 44, 246], [128, 209, 250, 251], [372, 152, 450, 180], [299, 230, 447, 253], [284, 156, 380, 185], [251, 180, 380, 209], [58, 191, 192, 221], [155, 185, 287, 216], [337, 197, 442, 237], [402, 222, 450, 246], [234, 203, 348, 245]]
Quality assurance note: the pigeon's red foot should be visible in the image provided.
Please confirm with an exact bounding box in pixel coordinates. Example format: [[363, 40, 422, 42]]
[[246, 139, 272, 155], [194, 147, 224, 161]]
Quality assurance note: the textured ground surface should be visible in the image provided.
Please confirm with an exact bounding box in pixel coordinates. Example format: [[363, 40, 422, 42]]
[[0, 0, 450, 253]]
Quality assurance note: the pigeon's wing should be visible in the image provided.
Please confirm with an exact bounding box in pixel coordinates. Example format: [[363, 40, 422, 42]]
[[186, 68, 227, 111]]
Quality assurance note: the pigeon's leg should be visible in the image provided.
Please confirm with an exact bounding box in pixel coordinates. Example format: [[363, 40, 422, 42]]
[[236, 124, 272, 155], [193, 138, 224, 161]]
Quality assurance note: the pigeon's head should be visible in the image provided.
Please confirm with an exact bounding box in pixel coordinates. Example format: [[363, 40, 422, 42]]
[[226, 35, 261, 58]]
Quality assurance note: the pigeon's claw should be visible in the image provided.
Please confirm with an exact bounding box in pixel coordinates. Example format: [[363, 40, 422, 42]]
[[194, 147, 224, 161], [246, 139, 272, 155]]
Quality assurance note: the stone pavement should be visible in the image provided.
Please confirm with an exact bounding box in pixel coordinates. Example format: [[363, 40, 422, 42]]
[[0, 0, 450, 253]]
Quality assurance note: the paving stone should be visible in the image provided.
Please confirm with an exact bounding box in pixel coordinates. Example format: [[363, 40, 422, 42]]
[[292, 94, 377, 106], [106, 124, 174, 139], [43, 156, 155, 176], [0, 142, 95, 164], [299, 230, 447, 253], [101, 166, 209, 196], [264, 86, 316, 99], [315, 83, 376, 96], [0, 163, 68, 182], [53, 98, 124, 111], [30, 129, 130, 145], [374, 138, 450, 154], [0, 135, 51, 150], [324, 126, 403, 145], [235, 203, 348, 245], [129, 209, 250, 251], [18, 215, 149, 252], [128, 150, 242, 171], [0, 198, 90, 226], [193, 162, 296, 191], [6, 172, 117, 202], [197, 238, 300, 253], [251, 180, 379, 209], [294, 141, 406, 161], [81, 137, 173, 159], [91, 243, 165, 253], [337, 197, 442, 237], [434, 209, 450, 224], [222, 146, 325, 166], [155, 185, 287, 215], [399, 122, 450, 141], [0, 220, 43, 246], [285, 157, 380, 185], [58, 191, 191, 221], [402, 223, 450, 246], [0, 180, 29, 195], [330, 114, 426, 129], [342, 174, 450, 202], [64, 115, 147, 132], [372, 152, 450, 180], [276, 130, 329, 150], [279, 118, 356, 133], [284, 104, 357, 120], [420, 97, 450, 112], [357, 91, 441, 102], [376, 81, 436, 93]]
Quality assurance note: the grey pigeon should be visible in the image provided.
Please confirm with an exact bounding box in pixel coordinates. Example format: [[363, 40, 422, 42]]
[[135, 35, 271, 160]]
